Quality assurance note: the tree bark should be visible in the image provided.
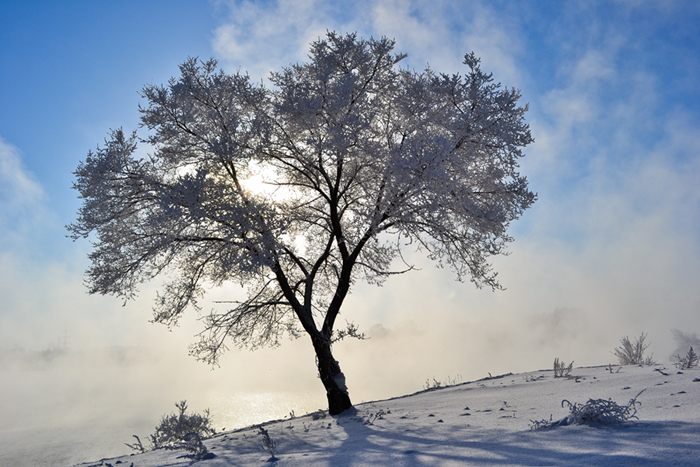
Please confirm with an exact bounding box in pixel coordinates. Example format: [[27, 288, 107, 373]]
[[312, 335, 352, 415]]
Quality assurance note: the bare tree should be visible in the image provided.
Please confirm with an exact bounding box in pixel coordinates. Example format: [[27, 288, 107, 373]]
[[68, 32, 535, 414]]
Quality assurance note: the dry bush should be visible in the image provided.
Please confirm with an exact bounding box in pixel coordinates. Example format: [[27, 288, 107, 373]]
[[614, 333, 655, 365], [127, 400, 215, 457], [674, 347, 699, 370], [257, 425, 278, 461], [531, 390, 644, 430], [553, 358, 573, 378], [150, 400, 215, 449]]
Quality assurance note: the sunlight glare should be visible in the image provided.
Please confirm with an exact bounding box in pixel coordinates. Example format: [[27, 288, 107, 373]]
[[240, 163, 292, 200]]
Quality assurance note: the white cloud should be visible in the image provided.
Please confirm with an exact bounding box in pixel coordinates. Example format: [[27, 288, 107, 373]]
[[0, 136, 43, 207], [212, 0, 334, 80], [0, 136, 46, 242], [211, 0, 523, 85]]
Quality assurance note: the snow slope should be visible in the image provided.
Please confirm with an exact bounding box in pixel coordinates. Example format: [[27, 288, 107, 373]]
[[70, 364, 700, 467]]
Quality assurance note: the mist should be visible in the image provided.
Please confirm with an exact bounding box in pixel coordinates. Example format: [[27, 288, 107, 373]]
[[2, 207, 699, 466], [3, 207, 698, 462]]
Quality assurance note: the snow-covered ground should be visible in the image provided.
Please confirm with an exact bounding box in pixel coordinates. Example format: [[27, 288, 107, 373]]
[[69, 364, 700, 467]]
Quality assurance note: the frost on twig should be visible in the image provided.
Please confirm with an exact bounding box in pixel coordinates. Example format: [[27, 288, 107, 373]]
[[331, 321, 367, 344], [530, 390, 645, 430]]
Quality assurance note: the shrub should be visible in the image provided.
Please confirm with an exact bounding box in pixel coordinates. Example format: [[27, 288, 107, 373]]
[[127, 400, 215, 455], [614, 333, 655, 365], [423, 374, 463, 390], [423, 377, 442, 390], [553, 358, 573, 378], [530, 390, 644, 430], [149, 400, 215, 449], [257, 425, 278, 461], [673, 347, 699, 370]]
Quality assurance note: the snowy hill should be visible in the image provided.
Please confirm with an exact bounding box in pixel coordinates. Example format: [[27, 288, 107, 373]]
[[70, 364, 700, 467]]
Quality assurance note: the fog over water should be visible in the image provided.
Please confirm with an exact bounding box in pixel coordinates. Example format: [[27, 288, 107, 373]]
[[2, 244, 697, 466], [0, 342, 324, 466]]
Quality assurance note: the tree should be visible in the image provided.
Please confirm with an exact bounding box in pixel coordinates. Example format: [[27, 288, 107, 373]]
[[68, 32, 535, 415]]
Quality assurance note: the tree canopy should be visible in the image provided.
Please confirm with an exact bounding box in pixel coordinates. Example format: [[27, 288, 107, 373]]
[[69, 32, 535, 414]]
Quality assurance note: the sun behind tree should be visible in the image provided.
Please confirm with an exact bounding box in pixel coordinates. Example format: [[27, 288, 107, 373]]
[[68, 32, 535, 415]]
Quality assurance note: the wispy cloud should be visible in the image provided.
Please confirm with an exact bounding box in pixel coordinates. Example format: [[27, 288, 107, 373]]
[[211, 0, 522, 83], [0, 136, 43, 208], [212, 0, 334, 80], [0, 136, 45, 242]]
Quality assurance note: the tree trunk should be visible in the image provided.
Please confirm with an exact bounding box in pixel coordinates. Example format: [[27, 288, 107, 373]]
[[312, 336, 352, 415]]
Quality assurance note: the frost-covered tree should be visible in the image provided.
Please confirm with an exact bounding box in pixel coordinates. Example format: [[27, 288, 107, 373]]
[[68, 32, 535, 414]]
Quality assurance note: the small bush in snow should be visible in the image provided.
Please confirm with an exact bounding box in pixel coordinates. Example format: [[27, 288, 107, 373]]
[[553, 358, 573, 378], [423, 374, 462, 390], [127, 400, 215, 453], [673, 347, 699, 370], [423, 377, 442, 390], [530, 390, 644, 429], [363, 408, 387, 425], [257, 425, 278, 461], [614, 333, 655, 365], [150, 400, 215, 449]]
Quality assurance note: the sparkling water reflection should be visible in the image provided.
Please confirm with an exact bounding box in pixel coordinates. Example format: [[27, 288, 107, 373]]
[[209, 391, 325, 431]]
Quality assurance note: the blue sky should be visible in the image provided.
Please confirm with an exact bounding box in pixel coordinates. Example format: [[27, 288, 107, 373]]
[[2, 0, 700, 396]]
